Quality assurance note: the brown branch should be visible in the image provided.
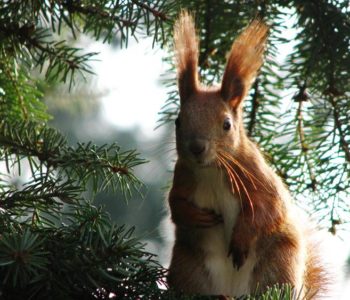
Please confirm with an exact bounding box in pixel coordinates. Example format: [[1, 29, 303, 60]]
[[296, 99, 317, 191], [131, 0, 168, 21], [61, 1, 136, 27], [26, 36, 80, 70], [199, 0, 212, 68]]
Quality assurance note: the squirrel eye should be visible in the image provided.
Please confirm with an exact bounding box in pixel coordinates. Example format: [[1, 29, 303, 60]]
[[223, 118, 231, 131], [175, 117, 180, 128]]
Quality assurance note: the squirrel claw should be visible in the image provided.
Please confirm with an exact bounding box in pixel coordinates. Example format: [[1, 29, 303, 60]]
[[170, 197, 223, 228]]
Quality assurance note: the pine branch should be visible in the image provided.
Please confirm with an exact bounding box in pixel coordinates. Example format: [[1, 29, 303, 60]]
[[0, 60, 28, 120], [0, 120, 146, 196], [131, 0, 169, 21], [56, 0, 172, 46], [61, 1, 136, 28], [26, 30, 96, 85], [247, 79, 260, 137], [0, 229, 49, 288], [0, 206, 167, 299], [328, 93, 350, 164], [198, 0, 213, 69], [0, 178, 82, 210], [0, 60, 49, 122], [0, 0, 172, 90], [295, 94, 317, 191], [0, 22, 97, 88]]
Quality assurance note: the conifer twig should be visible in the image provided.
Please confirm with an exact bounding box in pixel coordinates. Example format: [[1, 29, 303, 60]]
[[131, 0, 169, 21], [329, 96, 350, 163], [248, 79, 260, 137]]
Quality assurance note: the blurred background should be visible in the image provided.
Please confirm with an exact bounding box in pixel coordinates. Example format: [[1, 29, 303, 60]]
[[44, 33, 350, 298], [45, 36, 175, 265]]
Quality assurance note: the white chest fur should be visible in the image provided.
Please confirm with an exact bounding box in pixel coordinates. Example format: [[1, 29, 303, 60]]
[[191, 167, 256, 296]]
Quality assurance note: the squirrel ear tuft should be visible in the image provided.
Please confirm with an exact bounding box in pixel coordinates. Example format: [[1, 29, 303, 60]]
[[221, 20, 268, 109], [174, 11, 199, 103]]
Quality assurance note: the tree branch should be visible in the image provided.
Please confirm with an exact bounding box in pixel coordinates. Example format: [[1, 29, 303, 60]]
[[329, 96, 350, 163], [130, 0, 169, 21], [0, 60, 28, 120], [296, 96, 317, 191], [0, 121, 143, 188], [61, 1, 136, 27]]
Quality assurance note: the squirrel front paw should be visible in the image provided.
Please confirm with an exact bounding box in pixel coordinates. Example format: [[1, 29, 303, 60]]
[[170, 198, 223, 228], [194, 207, 223, 228], [228, 243, 249, 270]]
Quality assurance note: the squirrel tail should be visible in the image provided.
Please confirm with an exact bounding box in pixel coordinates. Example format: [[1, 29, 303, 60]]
[[304, 236, 330, 298]]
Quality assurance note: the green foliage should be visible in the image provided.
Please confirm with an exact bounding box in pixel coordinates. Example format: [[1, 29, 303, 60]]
[[0, 59, 49, 122], [164, 283, 301, 300], [244, 284, 302, 300], [0, 0, 175, 121], [0, 205, 166, 299], [0, 0, 171, 298], [277, 1, 350, 230], [0, 120, 145, 196]]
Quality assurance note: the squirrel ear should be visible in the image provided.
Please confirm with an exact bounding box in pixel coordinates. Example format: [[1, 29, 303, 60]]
[[221, 20, 268, 109], [174, 11, 199, 103]]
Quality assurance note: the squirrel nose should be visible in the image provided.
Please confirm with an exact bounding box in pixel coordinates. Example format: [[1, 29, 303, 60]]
[[189, 139, 207, 156]]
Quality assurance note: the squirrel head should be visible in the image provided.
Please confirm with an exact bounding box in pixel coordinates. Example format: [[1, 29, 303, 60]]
[[173, 11, 268, 167]]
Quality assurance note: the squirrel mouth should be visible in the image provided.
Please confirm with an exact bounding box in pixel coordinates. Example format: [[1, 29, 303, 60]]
[[195, 158, 215, 168]]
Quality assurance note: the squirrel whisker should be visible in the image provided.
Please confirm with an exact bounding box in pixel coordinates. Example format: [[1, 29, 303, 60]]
[[217, 151, 255, 220]]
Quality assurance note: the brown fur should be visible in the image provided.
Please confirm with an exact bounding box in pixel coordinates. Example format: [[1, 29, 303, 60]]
[[221, 20, 268, 108], [167, 11, 327, 298], [174, 10, 199, 101]]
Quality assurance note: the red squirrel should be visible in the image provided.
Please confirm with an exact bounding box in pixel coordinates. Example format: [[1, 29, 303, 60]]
[[167, 11, 327, 298]]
